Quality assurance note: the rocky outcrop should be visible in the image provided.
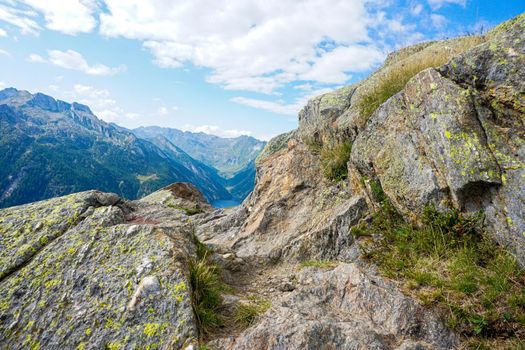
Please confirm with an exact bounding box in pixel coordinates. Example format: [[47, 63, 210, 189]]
[[198, 139, 366, 263], [213, 264, 457, 350], [351, 13, 525, 264], [193, 12, 525, 349], [2, 12, 524, 350], [0, 188, 202, 350]]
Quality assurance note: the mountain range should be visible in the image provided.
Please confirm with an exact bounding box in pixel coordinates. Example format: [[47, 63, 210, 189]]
[[0, 88, 264, 208]]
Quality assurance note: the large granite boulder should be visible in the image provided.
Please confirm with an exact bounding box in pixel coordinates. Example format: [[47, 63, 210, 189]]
[[0, 188, 200, 350]]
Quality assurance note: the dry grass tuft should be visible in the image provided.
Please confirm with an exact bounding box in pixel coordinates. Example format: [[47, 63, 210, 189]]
[[357, 36, 486, 119]]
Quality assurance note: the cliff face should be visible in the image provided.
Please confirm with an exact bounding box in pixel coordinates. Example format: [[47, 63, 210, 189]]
[[1, 13, 524, 350]]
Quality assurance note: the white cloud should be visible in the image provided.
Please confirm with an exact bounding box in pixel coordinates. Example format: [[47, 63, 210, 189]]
[[231, 97, 301, 116], [157, 106, 169, 115], [0, 1, 96, 35], [430, 14, 448, 29], [0, 81, 5, 89], [0, 28, 7, 37], [411, 4, 424, 16], [299, 45, 384, 84], [0, 4, 40, 35], [427, 0, 466, 10], [28, 49, 126, 76], [182, 124, 253, 138], [99, 0, 398, 93], [27, 53, 44, 62], [232, 87, 334, 116], [69, 84, 126, 123], [0, 48, 10, 56]]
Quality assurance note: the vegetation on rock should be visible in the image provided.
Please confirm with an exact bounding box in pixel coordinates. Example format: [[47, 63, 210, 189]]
[[352, 182, 525, 349], [320, 141, 352, 182], [188, 238, 225, 335], [233, 297, 271, 328], [299, 260, 338, 269], [357, 35, 486, 120]]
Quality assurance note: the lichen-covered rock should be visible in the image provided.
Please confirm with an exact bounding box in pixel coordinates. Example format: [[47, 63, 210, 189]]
[[212, 263, 458, 350], [297, 36, 487, 148], [350, 13, 525, 264], [298, 86, 356, 145], [255, 130, 297, 165], [0, 189, 199, 350], [140, 182, 211, 213]]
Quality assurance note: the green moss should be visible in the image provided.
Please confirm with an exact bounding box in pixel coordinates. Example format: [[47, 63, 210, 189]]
[[166, 204, 203, 216], [104, 317, 122, 330], [105, 341, 123, 350]]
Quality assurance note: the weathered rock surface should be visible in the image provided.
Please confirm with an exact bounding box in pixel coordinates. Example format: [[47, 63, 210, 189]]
[[0, 188, 201, 350], [212, 264, 457, 350], [351, 13, 525, 264], [2, 12, 524, 350], [194, 12, 525, 350], [198, 138, 366, 263]]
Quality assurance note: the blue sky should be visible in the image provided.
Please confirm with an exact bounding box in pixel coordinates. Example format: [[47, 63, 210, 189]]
[[0, 0, 523, 140]]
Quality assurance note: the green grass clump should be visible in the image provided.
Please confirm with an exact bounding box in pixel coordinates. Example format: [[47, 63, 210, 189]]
[[353, 184, 525, 348], [188, 235, 226, 336], [299, 260, 338, 269], [320, 141, 352, 182], [189, 256, 224, 334], [357, 36, 485, 120], [234, 297, 271, 327]]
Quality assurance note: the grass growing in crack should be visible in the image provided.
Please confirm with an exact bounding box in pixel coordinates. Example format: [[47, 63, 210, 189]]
[[189, 235, 225, 336], [357, 35, 485, 120], [352, 181, 525, 348], [299, 260, 338, 269], [193, 230, 212, 260], [320, 141, 352, 182], [302, 135, 352, 182], [234, 297, 271, 328]]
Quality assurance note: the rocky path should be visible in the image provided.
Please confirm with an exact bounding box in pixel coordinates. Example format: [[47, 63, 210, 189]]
[[197, 213, 459, 350]]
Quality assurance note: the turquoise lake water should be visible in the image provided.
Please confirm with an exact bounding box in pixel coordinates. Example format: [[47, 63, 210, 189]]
[[211, 199, 241, 208]]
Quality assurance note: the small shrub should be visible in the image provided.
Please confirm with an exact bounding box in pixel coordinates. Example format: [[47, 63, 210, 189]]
[[234, 297, 271, 328], [320, 141, 352, 181], [357, 36, 485, 120], [353, 198, 525, 347]]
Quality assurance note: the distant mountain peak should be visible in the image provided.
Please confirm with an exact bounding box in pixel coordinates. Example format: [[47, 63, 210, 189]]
[[0, 88, 92, 115]]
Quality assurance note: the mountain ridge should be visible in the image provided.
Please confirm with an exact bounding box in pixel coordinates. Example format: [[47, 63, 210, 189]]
[[0, 88, 263, 208]]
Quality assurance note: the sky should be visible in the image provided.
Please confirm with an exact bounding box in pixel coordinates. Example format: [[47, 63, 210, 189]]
[[0, 0, 523, 140]]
